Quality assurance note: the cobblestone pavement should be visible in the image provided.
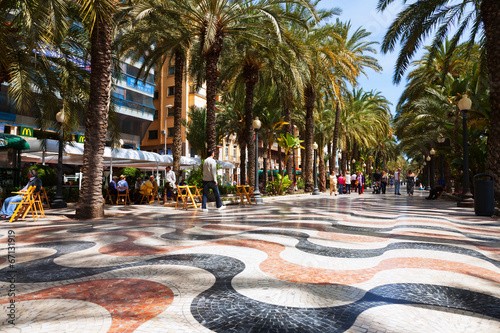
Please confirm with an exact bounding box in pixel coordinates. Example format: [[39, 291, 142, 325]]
[[0, 189, 499, 333]]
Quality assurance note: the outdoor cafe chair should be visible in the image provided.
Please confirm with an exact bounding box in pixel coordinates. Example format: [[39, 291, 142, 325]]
[[116, 187, 131, 205], [9, 186, 37, 223]]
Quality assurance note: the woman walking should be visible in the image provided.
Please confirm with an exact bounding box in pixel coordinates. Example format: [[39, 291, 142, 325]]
[[406, 169, 416, 196], [345, 171, 351, 194]]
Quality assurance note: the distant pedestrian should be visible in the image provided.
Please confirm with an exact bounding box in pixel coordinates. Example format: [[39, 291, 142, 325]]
[[330, 173, 338, 196], [351, 172, 357, 193], [381, 171, 388, 194], [394, 168, 401, 195], [345, 171, 351, 194], [357, 171, 365, 195], [202, 150, 226, 212], [406, 169, 416, 196], [338, 174, 345, 195]]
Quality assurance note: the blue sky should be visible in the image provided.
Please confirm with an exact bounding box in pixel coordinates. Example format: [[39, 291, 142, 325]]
[[320, 0, 420, 115]]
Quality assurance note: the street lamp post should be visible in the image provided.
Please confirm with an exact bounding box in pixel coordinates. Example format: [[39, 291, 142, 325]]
[[52, 110, 67, 208], [312, 142, 320, 195], [262, 150, 268, 195], [457, 95, 474, 207], [252, 117, 263, 203], [351, 159, 356, 173], [426, 156, 431, 190], [437, 134, 445, 178], [164, 104, 173, 155], [430, 148, 436, 189]]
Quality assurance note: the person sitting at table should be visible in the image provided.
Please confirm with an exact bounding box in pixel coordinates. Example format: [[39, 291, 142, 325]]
[[117, 175, 128, 192], [426, 176, 446, 200], [139, 176, 154, 201], [1, 169, 42, 219]]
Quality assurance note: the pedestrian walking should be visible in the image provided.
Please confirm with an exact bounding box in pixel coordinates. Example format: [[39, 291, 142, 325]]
[[406, 170, 416, 196], [357, 171, 365, 195], [394, 168, 401, 195], [338, 174, 345, 195], [202, 150, 226, 212], [345, 171, 351, 194], [330, 173, 338, 196], [381, 171, 388, 194]]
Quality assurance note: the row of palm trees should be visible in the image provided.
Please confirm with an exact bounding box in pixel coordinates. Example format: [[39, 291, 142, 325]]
[[116, 2, 397, 193], [2, 0, 400, 217], [394, 41, 489, 193], [379, 0, 500, 200]]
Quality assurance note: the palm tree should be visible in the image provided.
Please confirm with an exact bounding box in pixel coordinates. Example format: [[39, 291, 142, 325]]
[[118, 1, 193, 182], [170, 0, 314, 157], [75, 0, 120, 219], [379, 0, 500, 200], [216, 91, 247, 185]]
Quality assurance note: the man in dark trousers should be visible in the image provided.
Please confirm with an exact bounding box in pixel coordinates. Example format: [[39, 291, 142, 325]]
[[202, 150, 226, 212]]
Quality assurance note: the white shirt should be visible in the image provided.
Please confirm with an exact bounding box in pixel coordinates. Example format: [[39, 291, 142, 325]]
[[395, 171, 400, 181], [345, 175, 351, 184], [166, 170, 176, 186], [351, 174, 357, 182]]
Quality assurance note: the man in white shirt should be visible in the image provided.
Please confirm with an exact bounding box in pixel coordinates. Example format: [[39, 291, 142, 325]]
[[202, 150, 225, 212], [164, 166, 177, 202], [394, 168, 401, 195], [351, 173, 357, 193]]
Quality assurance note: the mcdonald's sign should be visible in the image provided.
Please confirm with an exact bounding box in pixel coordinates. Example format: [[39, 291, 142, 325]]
[[77, 135, 85, 143], [20, 127, 33, 137]]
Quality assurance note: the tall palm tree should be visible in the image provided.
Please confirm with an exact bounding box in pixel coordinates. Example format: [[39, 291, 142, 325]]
[[379, 0, 500, 199], [170, 0, 314, 157], [216, 91, 247, 185], [118, 1, 193, 182], [75, 0, 121, 219]]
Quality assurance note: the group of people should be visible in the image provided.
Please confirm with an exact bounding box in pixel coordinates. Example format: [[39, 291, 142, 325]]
[[329, 167, 446, 199], [108, 173, 160, 203], [330, 170, 368, 196], [104, 151, 226, 212]]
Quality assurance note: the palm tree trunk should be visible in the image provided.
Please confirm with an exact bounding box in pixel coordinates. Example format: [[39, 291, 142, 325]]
[[304, 85, 315, 192], [76, 19, 112, 219], [482, 0, 500, 201], [331, 102, 341, 173], [328, 142, 333, 174], [283, 106, 294, 193], [205, 40, 223, 156], [173, 49, 184, 181], [244, 65, 258, 189], [319, 148, 326, 191], [239, 139, 246, 185]]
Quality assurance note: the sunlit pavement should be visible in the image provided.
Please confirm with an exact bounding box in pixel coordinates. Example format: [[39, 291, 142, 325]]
[[1, 187, 499, 333]]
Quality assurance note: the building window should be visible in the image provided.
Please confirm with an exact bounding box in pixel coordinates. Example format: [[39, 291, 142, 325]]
[[168, 66, 175, 75], [154, 91, 159, 100], [167, 128, 174, 137], [225, 146, 229, 158], [189, 85, 195, 94], [148, 130, 158, 140], [154, 110, 158, 120], [168, 86, 175, 96]]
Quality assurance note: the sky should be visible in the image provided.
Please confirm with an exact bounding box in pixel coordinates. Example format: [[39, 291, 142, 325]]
[[319, 0, 421, 116]]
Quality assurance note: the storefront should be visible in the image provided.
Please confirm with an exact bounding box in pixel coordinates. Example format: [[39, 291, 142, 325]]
[[0, 133, 30, 187]]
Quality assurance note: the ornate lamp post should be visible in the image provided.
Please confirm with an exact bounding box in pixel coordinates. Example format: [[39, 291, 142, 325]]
[[252, 117, 263, 203], [430, 148, 436, 189], [262, 150, 268, 195], [457, 95, 474, 207], [351, 158, 356, 173], [437, 134, 445, 178], [312, 142, 320, 195], [164, 104, 173, 155], [425, 155, 431, 190], [52, 110, 67, 208]]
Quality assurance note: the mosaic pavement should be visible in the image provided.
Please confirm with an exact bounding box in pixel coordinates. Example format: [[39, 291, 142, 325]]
[[0, 189, 499, 332]]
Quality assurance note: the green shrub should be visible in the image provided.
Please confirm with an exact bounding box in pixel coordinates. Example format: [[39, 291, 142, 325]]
[[219, 185, 236, 195], [296, 177, 305, 190], [21, 165, 57, 186], [119, 168, 143, 189], [266, 174, 293, 195]]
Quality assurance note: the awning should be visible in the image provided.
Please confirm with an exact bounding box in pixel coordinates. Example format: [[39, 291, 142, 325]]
[[20, 140, 234, 169], [0, 133, 30, 150]]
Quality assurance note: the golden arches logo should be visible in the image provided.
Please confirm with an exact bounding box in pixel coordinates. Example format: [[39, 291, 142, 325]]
[[78, 135, 85, 143], [21, 127, 33, 137]]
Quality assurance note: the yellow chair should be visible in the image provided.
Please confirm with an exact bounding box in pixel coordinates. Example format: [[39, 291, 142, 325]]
[[175, 185, 200, 210], [140, 187, 154, 204], [9, 186, 36, 223], [104, 188, 115, 204], [152, 188, 161, 204], [116, 187, 131, 205], [40, 187, 51, 208], [33, 191, 45, 218], [236, 185, 257, 205]]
